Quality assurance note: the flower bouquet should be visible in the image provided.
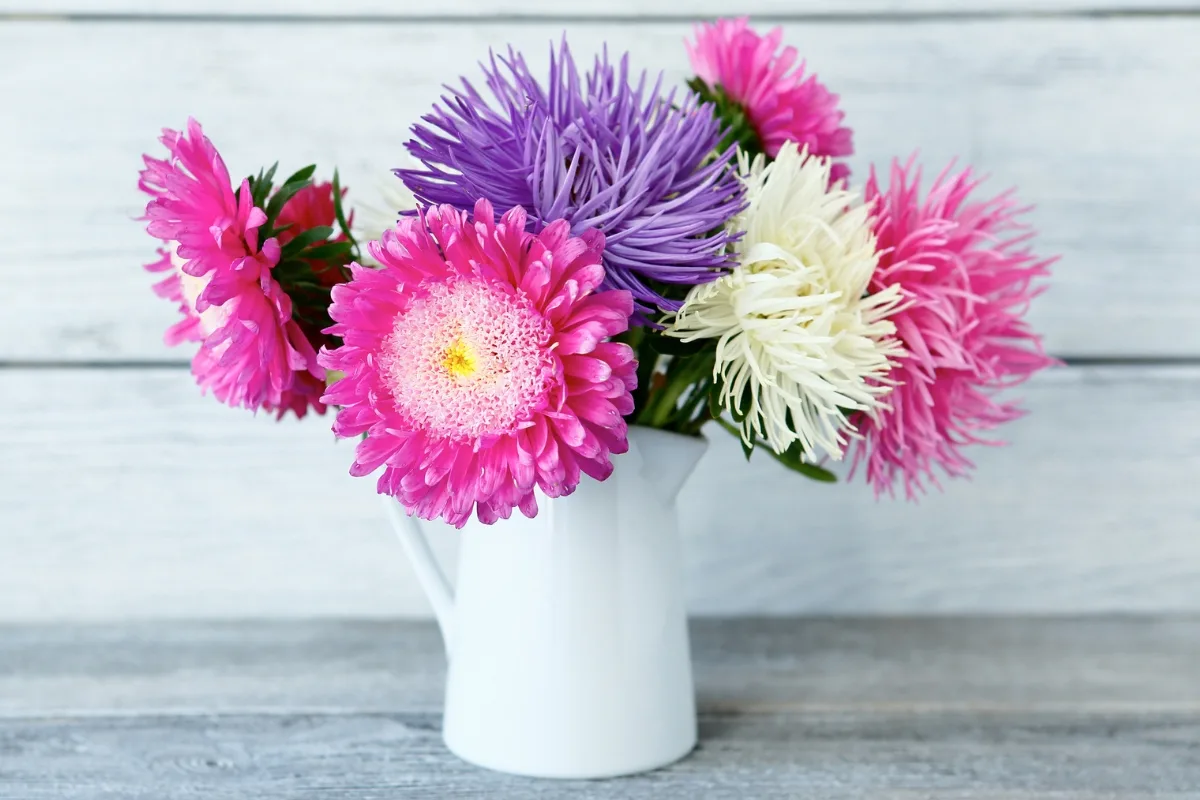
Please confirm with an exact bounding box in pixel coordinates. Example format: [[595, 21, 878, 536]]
[[138, 18, 1054, 779]]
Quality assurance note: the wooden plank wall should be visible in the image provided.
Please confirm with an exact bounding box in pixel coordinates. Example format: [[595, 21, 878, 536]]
[[1, 1, 1197, 619]]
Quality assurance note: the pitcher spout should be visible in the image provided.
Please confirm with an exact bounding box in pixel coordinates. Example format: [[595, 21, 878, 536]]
[[628, 426, 708, 503]]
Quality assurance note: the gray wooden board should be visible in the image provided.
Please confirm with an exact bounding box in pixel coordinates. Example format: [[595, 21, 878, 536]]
[[2, 365, 1199, 620], [4, 619, 1200, 716], [1, 619, 1199, 798], [5, 711, 1200, 798], [2, 17, 1199, 359]]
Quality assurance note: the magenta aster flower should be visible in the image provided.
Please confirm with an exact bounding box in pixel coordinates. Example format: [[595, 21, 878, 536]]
[[399, 42, 743, 314], [320, 199, 637, 528], [686, 17, 853, 182], [140, 119, 326, 418], [848, 158, 1057, 498]]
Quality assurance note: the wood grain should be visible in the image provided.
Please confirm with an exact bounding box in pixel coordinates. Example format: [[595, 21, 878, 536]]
[[5, 711, 1199, 798], [4, 619, 1199, 716], [1, 365, 1197, 620], [3, 0, 1198, 18], [1, 619, 1198, 797], [2, 17, 1199, 359]]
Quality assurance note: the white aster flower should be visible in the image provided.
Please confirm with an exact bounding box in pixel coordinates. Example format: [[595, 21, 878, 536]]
[[666, 142, 904, 462]]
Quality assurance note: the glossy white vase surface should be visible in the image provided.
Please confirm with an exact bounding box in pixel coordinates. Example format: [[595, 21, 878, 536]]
[[385, 425, 707, 779]]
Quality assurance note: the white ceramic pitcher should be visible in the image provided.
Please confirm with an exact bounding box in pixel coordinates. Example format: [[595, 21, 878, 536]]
[[382, 426, 708, 779]]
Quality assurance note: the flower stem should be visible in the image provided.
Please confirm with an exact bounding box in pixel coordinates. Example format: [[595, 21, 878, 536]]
[[641, 364, 690, 428], [637, 351, 715, 432], [713, 415, 742, 439]]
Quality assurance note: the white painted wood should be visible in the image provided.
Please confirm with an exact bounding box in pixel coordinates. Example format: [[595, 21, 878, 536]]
[[1, 18, 1199, 359], [2, 0, 1196, 17], [1, 365, 1196, 620]]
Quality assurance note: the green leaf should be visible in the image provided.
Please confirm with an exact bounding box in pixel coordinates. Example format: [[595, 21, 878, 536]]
[[726, 382, 753, 424], [707, 382, 724, 421], [247, 162, 279, 209], [300, 240, 354, 262], [264, 176, 316, 232], [331, 170, 357, 248], [273, 258, 311, 277], [712, 414, 754, 460], [279, 226, 334, 258], [675, 378, 713, 433], [631, 338, 658, 420], [740, 429, 755, 461], [764, 442, 838, 483], [710, 384, 838, 484], [284, 279, 327, 293], [687, 76, 765, 159], [709, 371, 756, 430], [647, 333, 707, 357], [281, 164, 316, 186]]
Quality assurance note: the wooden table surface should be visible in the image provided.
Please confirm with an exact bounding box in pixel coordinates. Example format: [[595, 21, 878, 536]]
[[3, 618, 1199, 798]]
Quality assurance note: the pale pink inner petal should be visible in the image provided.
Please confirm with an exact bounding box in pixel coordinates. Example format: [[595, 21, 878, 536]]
[[380, 278, 556, 441], [170, 246, 233, 336]]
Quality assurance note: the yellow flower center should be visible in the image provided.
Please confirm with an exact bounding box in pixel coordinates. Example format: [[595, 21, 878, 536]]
[[442, 337, 478, 378]]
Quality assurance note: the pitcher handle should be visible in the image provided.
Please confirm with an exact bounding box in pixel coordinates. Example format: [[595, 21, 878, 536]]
[[381, 496, 456, 657]]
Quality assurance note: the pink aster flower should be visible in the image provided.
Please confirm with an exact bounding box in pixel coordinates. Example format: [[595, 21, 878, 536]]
[[139, 118, 326, 418], [271, 181, 354, 416], [275, 182, 338, 243], [686, 17, 853, 181], [275, 182, 353, 289], [320, 199, 637, 528], [849, 157, 1057, 498]]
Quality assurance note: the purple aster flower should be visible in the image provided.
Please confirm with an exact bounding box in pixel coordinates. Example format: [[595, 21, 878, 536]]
[[398, 41, 744, 313]]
